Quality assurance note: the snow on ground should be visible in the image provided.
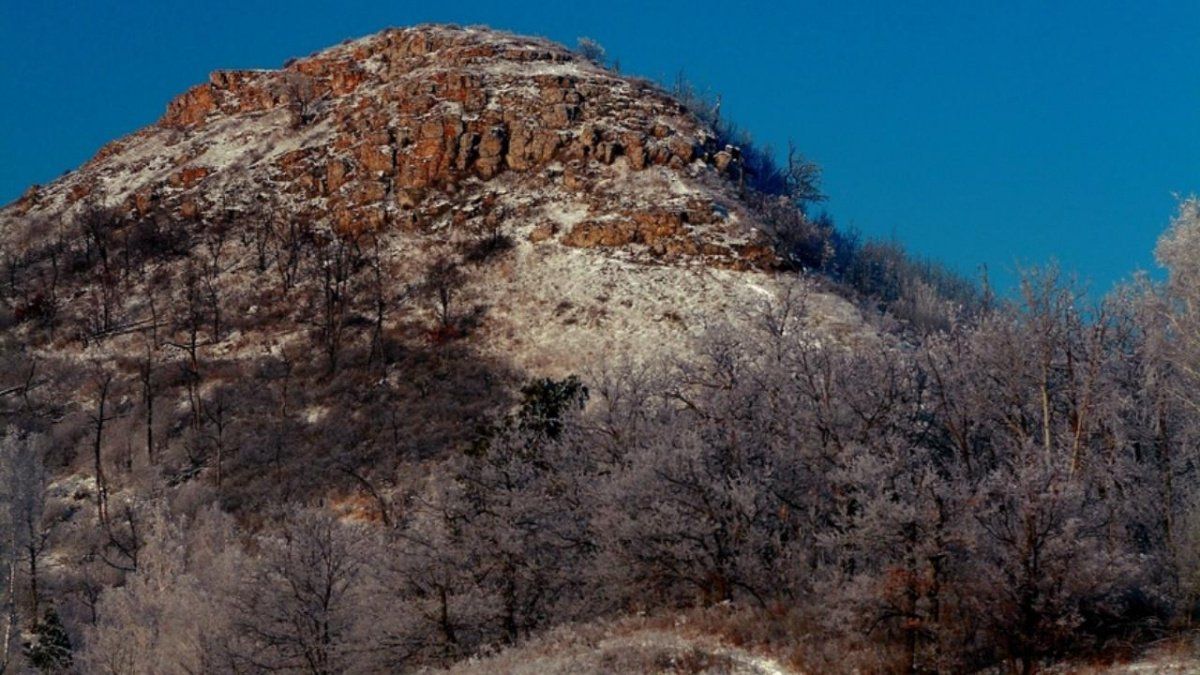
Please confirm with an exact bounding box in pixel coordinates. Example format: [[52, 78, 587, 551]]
[[3, 20, 869, 392], [1046, 635, 1200, 674], [472, 235, 865, 377], [441, 624, 797, 675]]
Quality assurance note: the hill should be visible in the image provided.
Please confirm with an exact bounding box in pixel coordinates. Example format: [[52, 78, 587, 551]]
[[0, 24, 863, 510], [4, 23, 1198, 675], [0, 24, 867, 673]]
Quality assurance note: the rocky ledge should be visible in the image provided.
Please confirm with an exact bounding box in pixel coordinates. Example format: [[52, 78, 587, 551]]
[[5, 24, 774, 269]]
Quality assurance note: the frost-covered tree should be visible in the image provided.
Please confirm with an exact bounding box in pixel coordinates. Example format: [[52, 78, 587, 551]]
[[1156, 198, 1200, 411], [574, 37, 607, 66], [0, 433, 26, 674], [232, 508, 374, 673], [0, 430, 58, 675], [79, 507, 241, 674]]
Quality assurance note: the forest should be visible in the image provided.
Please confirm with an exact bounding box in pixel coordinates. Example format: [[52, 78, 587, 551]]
[[0, 195, 1198, 673], [0, 37, 1198, 671]]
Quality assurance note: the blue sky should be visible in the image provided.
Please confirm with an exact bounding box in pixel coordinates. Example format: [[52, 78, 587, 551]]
[[2, 1, 1198, 294]]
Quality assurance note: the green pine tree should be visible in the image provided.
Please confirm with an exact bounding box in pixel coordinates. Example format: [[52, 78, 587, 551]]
[[24, 608, 73, 673]]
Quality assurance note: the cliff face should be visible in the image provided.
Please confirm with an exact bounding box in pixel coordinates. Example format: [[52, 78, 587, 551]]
[[5, 25, 770, 267]]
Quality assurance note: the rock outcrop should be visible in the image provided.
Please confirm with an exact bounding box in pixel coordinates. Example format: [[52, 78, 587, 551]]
[[0, 25, 864, 380], [4, 25, 773, 268]]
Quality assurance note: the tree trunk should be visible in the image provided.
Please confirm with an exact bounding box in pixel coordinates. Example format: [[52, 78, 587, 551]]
[[92, 376, 111, 526]]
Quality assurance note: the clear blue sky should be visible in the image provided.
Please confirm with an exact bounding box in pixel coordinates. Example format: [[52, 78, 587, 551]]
[[3, 1, 1198, 294]]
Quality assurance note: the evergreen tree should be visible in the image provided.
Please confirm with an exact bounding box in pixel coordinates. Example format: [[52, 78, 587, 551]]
[[24, 608, 72, 673]]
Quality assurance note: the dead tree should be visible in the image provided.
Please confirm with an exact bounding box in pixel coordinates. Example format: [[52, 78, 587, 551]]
[[367, 237, 389, 367], [166, 265, 205, 431], [314, 234, 357, 373], [88, 372, 117, 527], [79, 207, 121, 335], [281, 71, 322, 128], [422, 257, 465, 330], [139, 340, 157, 465], [204, 391, 230, 489], [273, 218, 307, 295], [202, 226, 228, 343]]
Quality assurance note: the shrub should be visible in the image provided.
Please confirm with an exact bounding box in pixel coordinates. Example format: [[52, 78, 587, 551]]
[[575, 37, 607, 66], [24, 608, 73, 673]]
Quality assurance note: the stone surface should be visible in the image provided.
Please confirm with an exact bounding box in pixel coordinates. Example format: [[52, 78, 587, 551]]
[[2, 24, 775, 270]]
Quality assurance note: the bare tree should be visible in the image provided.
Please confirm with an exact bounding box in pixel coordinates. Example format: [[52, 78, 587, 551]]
[[87, 371, 116, 527], [784, 141, 825, 209], [165, 264, 205, 431], [138, 338, 157, 465], [313, 234, 356, 373], [366, 236, 408, 369], [78, 206, 122, 336], [233, 509, 373, 673], [421, 257, 465, 332], [203, 388, 232, 489], [574, 37, 607, 65], [281, 71, 322, 128], [273, 218, 308, 295], [201, 225, 228, 343]]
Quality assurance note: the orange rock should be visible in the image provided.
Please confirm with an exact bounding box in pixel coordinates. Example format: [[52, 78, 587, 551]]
[[68, 183, 93, 203], [275, 149, 313, 179], [528, 222, 558, 243], [474, 127, 507, 179], [562, 220, 636, 248], [162, 84, 218, 128], [132, 187, 156, 215], [11, 185, 41, 215], [169, 166, 210, 189], [327, 160, 349, 193], [734, 244, 779, 269], [667, 136, 695, 163], [356, 143, 394, 176]]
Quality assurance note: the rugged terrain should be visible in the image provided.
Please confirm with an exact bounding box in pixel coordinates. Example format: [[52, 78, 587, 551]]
[[0, 26, 866, 669], [4, 23, 1200, 675], [2, 24, 860, 376], [0, 24, 862, 507]]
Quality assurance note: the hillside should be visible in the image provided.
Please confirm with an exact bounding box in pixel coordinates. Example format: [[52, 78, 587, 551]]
[[0, 24, 862, 508], [1, 24, 861, 373], [0, 24, 870, 672], [4, 23, 1199, 675]]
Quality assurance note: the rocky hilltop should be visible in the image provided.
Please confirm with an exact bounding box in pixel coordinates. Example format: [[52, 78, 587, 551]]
[[7, 25, 769, 265], [1, 24, 859, 376], [0, 29, 862, 662]]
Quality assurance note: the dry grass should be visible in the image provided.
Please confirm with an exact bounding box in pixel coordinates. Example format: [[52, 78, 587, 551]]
[[1045, 632, 1200, 674], [436, 603, 909, 675]]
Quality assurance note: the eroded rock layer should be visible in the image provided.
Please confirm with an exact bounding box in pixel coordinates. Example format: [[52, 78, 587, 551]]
[[5, 25, 775, 268]]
